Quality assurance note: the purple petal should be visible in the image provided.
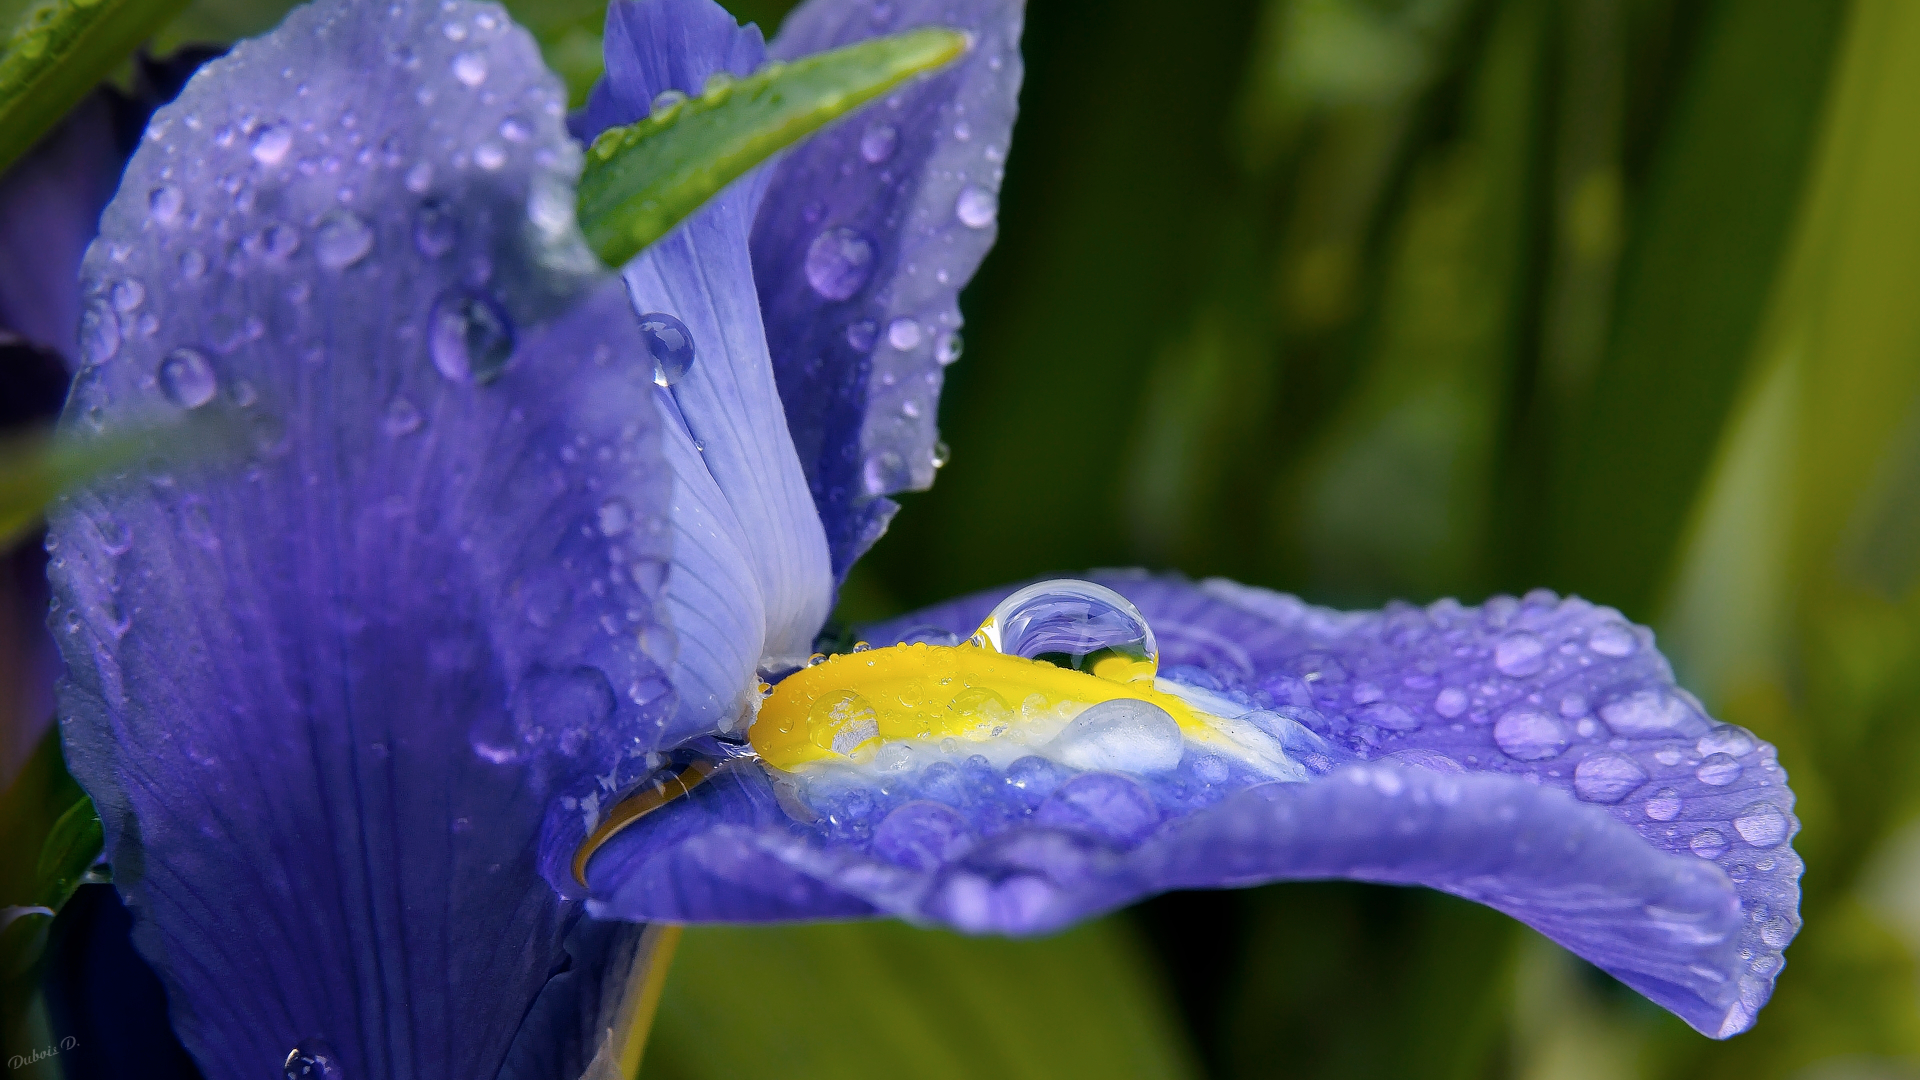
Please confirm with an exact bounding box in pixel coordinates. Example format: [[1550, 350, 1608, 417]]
[[754, 0, 1026, 578], [47, 3, 677, 1076], [587, 575, 1801, 1040], [575, 0, 836, 744]]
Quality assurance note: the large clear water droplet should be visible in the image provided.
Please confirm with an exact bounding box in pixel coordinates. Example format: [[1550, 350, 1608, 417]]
[[804, 227, 874, 301], [955, 185, 998, 229], [251, 122, 293, 165], [1048, 698, 1183, 773], [973, 579, 1159, 683], [1587, 621, 1638, 657], [637, 312, 695, 387], [429, 289, 516, 384], [413, 197, 459, 257], [1733, 802, 1788, 847], [158, 348, 217, 409], [809, 689, 879, 756], [78, 300, 119, 365], [1572, 752, 1646, 803], [1689, 828, 1728, 859], [1492, 710, 1567, 761], [315, 210, 375, 270], [1696, 753, 1742, 786], [283, 1041, 341, 1079]]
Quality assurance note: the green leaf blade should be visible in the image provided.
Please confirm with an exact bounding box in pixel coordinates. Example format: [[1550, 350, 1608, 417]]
[[0, 0, 190, 175], [577, 26, 968, 267]]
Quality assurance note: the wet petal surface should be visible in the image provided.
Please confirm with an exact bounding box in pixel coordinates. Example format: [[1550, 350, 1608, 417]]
[[754, 0, 1026, 577], [47, 3, 674, 1076], [586, 574, 1801, 1039], [582, 0, 835, 742]]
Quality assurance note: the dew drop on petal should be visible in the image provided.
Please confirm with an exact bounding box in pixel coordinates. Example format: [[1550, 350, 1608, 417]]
[[78, 301, 119, 365], [251, 122, 293, 165], [845, 319, 878, 353], [887, 317, 922, 351], [931, 440, 950, 468], [1690, 828, 1729, 859], [1493, 631, 1548, 677], [808, 689, 880, 756], [1048, 699, 1183, 773], [955, 184, 997, 229], [179, 249, 207, 279], [804, 227, 874, 301], [474, 142, 507, 170], [597, 498, 632, 536], [1696, 753, 1742, 786], [1434, 687, 1468, 718], [452, 51, 488, 86], [636, 312, 695, 387], [1643, 787, 1682, 821], [935, 331, 963, 365], [414, 197, 459, 257], [1588, 622, 1638, 657], [1572, 753, 1647, 803], [1697, 725, 1756, 758], [429, 289, 516, 384], [315, 209, 375, 270], [382, 397, 422, 436], [111, 279, 146, 313], [860, 122, 898, 163], [974, 579, 1159, 683], [1493, 710, 1567, 761], [158, 348, 217, 409], [1760, 916, 1795, 949], [149, 185, 184, 224], [405, 161, 434, 193], [862, 450, 910, 495], [1733, 802, 1788, 847]]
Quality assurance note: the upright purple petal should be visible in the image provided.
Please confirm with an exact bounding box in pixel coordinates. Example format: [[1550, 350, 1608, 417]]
[[755, 0, 1026, 578], [582, 0, 835, 745], [47, 2, 677, 1076], [585, 575, 1801, 1039]]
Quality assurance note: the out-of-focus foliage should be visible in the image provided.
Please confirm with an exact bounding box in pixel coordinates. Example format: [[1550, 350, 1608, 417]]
[[7, 0, 1920, 1076]]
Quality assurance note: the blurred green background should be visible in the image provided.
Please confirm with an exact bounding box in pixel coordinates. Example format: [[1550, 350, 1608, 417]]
[[8, 0, 1920, 1077]]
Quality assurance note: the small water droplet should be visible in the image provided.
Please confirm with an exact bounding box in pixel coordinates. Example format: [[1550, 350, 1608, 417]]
[[149, 185, 184, 224], [78, 301, 120, 364], [1696, 753, 1742, 786], [1733, 802, 1787, 847], [955, 185, 997, 229], [887, 317, 922, 351], [252, 122, 294, 165], [429, 289, 516, 384], [383, 397, 422, 436], [414, 197, 459, 257], [931, 440, 950, 468], [804, 227, 874, 300], [1493, 631, 1548, 677], [110, 279, 146, 313], [1697, 725, 1755, 758], [974, 579, 1159, 683], [180, 249, 208, 279], [474, 142, 507, 170], [598, 498, 632, 536], [315, 210, 374, 270], [1760, 916, 1795, 949], [405, 161, 434, 193], [1690, 828, 1729, 859], [1493, 710, 1567, 761], [862, 450, 910, 494], [499, 115, 530, 142], [158, 348, 217, 408], [1573, 753, 1647, 803], [452, 51, 488, 87], [845, 319, 878, 352], [650, 89, 688, 117], [636, 312, 695, 387], [1587, 622, 1638, 657], [1644, 787, 1682, 820], [1433, 687, 1468, 718], [861, 123, 898, 163], [935, 331, 963, 365]]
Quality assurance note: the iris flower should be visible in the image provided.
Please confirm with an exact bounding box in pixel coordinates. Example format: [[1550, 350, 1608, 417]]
[[35, 0, 1800, 1073]]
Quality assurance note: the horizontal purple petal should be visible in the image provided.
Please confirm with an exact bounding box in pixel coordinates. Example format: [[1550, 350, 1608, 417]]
[[754, 0, 1027, 579], [586, 574, 1801, 1039], [47, 2, 677, 1076]]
